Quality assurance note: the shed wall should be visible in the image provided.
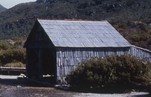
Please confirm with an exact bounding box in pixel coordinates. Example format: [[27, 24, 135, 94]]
[[56, 47, 130, 80], [130, 45, 151, 62]]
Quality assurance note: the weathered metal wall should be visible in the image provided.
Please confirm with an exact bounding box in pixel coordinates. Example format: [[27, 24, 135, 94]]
[[130, 45, 151, 62], [56, 47, 130, 80]]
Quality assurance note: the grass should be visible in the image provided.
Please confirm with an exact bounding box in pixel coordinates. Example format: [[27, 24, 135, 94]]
[[3, 62, 25, 68]]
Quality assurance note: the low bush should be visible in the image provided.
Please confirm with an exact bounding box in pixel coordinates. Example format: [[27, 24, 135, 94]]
[[4, 62, 25, 67], [67, 55, 151, 92], [0, 40, 12, 50], [0, 48, 26, 66]]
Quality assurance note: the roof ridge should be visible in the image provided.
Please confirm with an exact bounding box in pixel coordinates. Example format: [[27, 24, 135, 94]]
[[37, 18, 108, 23]]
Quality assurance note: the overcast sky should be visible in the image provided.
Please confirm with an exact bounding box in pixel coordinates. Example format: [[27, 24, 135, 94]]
[[0, 0, 36, 8]]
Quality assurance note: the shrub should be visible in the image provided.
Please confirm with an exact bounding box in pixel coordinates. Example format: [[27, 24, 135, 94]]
[[4, 62, 25, 67], [0, 40, 12, 50], [0, 48, 26, 66], [67, 55, 151, 92]]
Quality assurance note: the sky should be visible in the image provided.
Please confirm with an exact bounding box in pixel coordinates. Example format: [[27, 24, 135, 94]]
[[0, 0, 36, 8]]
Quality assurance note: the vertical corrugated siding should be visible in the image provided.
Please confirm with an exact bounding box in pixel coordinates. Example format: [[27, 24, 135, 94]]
[[130, 45, 151, 62], [56, 46, 151, 81], [56, 47, 130, 80]]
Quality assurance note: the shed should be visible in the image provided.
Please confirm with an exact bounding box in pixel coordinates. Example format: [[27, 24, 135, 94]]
[[24, 19, 132, 82]]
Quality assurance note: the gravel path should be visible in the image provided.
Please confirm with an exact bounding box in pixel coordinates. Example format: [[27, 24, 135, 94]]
[[0, 77, 150, 97], [73, 92, 150, 97], [0, 84, 150, 97]]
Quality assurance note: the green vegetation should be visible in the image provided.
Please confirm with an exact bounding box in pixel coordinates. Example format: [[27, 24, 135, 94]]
[[4, 62, 25, 67], [67, 55, 151, 92], [113, 21, 151, 50], [0, 40, 25, 67], [0, 0, 151, 51]]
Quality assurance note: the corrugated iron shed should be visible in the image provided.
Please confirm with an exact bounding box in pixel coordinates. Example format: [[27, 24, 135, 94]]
[[38, 19, 131, 48]]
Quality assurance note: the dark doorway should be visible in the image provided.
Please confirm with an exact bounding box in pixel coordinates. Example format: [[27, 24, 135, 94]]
[[41, 48, 56, 77], [26, 48, 56, 82]]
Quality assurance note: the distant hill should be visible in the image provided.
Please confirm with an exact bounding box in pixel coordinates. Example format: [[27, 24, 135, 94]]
[[0, 4, 6, 12], [0, 0, 151, 49]]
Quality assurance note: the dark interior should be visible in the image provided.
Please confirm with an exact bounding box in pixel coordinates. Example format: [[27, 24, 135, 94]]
[[26, 48, 56, 82]]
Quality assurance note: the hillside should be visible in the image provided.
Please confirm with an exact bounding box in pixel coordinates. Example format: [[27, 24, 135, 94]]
[[0, 0, 151, 49], [0, 4, 7, 12]]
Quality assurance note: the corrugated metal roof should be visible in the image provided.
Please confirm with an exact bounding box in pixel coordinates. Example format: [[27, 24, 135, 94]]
[[38, 19, 131, 47]]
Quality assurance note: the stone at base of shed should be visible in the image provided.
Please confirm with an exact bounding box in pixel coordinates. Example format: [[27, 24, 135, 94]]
[[56, 76, 68, 85]]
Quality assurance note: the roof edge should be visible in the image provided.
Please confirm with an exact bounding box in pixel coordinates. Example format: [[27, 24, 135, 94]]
[[55, 46, 131, 48], [37, 18, 109, 23]]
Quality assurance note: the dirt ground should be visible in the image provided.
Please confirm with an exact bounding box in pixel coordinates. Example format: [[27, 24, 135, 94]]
[[0, 78, 150, 97], [0, 79, 75, 97]]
